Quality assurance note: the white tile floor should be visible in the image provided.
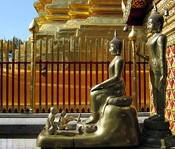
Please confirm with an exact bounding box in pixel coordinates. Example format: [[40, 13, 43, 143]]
[[0, 139, 40, 149]]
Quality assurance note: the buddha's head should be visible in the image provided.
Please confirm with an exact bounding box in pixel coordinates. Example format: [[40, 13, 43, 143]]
[[147, 4, 164, 33], [109, 30, 122, 56], [50, 107, 57, 114]]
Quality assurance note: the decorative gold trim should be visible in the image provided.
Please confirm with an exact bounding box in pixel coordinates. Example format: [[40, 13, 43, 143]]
[[45, 15, 69, 22], [89, 7, 122, 14], [89, 0, 120, 6], [46, 7, 69, 15], [39, 0, 52, 7], [34, 1, 44, 12], [123, 0, 132, 23], [68, 11, 89, 19], [68, 4, 89, 10]]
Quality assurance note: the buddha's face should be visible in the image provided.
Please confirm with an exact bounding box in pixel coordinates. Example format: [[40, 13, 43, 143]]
[[109, 43, 116, 55], [50, 107, 57, 114], [147, 18, 159, 33], [109, 43, 120, 56]]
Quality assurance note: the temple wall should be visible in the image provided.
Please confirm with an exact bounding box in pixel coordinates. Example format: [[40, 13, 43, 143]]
[[31, 0, 150, 111]]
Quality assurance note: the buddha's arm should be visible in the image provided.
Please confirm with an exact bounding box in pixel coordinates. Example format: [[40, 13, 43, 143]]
[[91, 59, 124, 91], [157, 35, 167, 78], [90, 76, 119, 91], [47, 115, 54, 127], [136, 45, 149, 61]]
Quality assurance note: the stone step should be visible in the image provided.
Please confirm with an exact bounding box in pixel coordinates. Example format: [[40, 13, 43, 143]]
[[0, 112, 149, 137]]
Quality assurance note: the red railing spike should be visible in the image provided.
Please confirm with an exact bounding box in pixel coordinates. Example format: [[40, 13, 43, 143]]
[[14, 108, 18, 113], [81, 108, 85, 113], [36, 108, 40, 113], [42, 108, 45, 113], [141, 107, 145, 112], [2, 108, 6, 113], [146, 107, 150, 112], [21, 108, 24, 113], [76, 108, 79, 113], [8, 108, 12, 113], [59, 108, 63, 113], [26, 108, 30, 113], [65, 108, 69, 113], [48, 108, 50, 113], [70, 108, 74, 113]]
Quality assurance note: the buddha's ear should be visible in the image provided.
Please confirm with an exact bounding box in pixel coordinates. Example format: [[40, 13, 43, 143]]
[[157, 23, 161, 32]]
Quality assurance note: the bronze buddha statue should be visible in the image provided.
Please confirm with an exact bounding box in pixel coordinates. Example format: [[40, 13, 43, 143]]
[[136, 6, 167, 121], [36, 31, 141, 148], [85, 31, 126, 124]]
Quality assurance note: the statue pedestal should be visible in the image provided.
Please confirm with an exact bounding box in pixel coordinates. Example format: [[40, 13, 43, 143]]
[[36, 105, 141, 148], [142, 118, 175, 148]]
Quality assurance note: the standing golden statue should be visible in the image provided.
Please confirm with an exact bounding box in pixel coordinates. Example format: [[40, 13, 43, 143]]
[[85, 30, 126, 124], [136, 5, 167, 121]]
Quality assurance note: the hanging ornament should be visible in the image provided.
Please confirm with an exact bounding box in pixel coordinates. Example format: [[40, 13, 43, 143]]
[[123, 24, 129, 32]]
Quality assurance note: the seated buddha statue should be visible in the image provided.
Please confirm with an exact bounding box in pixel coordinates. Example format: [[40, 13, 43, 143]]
[[36, 31, 141, 148], [85, 31, 126, 124]]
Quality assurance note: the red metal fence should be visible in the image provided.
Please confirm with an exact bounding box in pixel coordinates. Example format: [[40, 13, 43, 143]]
[[0, 37, 149, 113]]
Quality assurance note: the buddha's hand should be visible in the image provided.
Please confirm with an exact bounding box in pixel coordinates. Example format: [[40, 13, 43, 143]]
[[136, 45, 140, 55], [90, 84, 102, 91], [159, 75, 166, 89]]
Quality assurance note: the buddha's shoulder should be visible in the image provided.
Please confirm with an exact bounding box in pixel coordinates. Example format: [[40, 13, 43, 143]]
[[157, 34, 167, 42], [115, 56, 124, 63]]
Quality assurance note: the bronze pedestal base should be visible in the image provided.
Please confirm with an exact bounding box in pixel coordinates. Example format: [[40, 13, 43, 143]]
[[142, 118, 175, 148]]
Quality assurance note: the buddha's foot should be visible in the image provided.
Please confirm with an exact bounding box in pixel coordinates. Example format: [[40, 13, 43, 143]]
[[84, 113, 99, 124], [149, 114, 165, 121], [78, 125, 98, 134]]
